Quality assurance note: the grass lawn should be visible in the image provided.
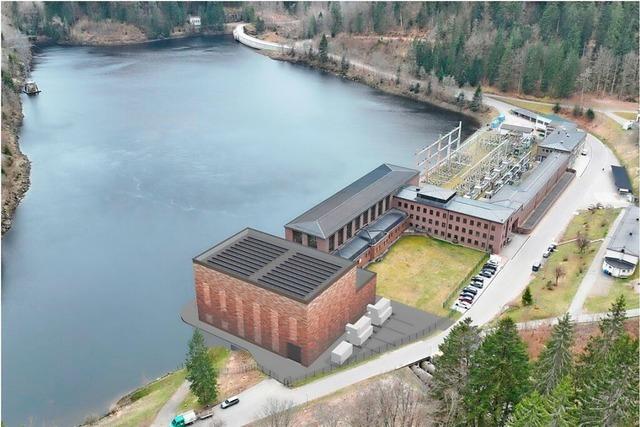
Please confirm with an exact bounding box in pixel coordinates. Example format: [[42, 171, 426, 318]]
[[178, 347, 231, 412], [91, 369, 187, 427], [368, 235, 487, 317], [584, 268, 640, 313], [503, 98, 554, 115], [501, 208, 619, 323], [614, 111, 637, 121]]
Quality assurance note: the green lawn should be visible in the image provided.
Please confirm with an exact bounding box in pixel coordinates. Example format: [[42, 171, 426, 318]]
[[584, 268, 640, 313], [178, 347, 231, 412], [368, 235, 487, 317], [91, 369, 187, 427], [502, 208, 619, 323], [504, 98, 554, 115]]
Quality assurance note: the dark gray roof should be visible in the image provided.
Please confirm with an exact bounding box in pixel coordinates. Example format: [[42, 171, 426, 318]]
[[538, 126, 586, 153], [501, 123, 534, 133], [335, 209, 407, 260], [611, 165, 633, 192], [490, 152, 569, 210], [512, 108, 551, 123], [396, 186, 515, 224], [416, 184, 456, 203], [194, 228, 354, 303], [607, 206, 639, 258], [285, 164, 418, 239]]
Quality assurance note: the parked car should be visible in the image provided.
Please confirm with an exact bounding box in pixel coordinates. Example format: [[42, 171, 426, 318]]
[[542, 250, 551, 258], [455, 301, 470, 310], [472, 276, 485, 283], [463, 287, 478, 295], [487, 259, 499, 266], [549, 242, 557, 251], [221, 396, 240, 409], [532, 261, 541, 272], [470, 281, 484, 289], [460, 291, 476, 299], [581, 149, 588, 156], [548, 245, 556, 253], [479, 270, 493, 278], [483, 264, 497, 271], [459, 297, 474, 305]]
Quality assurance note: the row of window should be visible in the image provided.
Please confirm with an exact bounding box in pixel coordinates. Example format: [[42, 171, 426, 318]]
[[408, 214, 495, 240], [328, 195, 392, 251], [411, 222, 494, 252], [401, 202, 497, 231]]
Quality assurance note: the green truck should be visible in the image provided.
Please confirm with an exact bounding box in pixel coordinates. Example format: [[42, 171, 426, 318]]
[[170, 410, 197, 427]]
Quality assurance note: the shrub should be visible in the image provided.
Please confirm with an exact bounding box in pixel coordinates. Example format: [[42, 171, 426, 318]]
[[572, 105, 583, 117], [586, 108, 595, 121], [552, 102, 561, 113]]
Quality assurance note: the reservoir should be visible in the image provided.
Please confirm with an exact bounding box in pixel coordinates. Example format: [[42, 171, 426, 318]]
[[1, 35, 476, 426]]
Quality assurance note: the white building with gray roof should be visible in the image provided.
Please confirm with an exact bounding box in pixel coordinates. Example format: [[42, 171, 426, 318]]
[[603, 206, 640, 278]]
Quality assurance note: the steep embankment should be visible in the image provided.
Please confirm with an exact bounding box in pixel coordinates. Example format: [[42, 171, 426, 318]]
[[1, 14, 32, 234]]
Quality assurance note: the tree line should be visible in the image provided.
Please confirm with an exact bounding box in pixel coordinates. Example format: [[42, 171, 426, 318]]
[[9, 2, 226, 40], [298, 2, 638, 100], [431, 296, 638, 426]]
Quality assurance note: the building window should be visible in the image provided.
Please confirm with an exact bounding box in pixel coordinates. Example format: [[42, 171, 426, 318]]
[[292, 230, 303, 244], [470, 220, 474, 226], [355, 216, 361, 230], [490, 235, 494, 241], [449, 224, 452, 229], [456, 216, 460, 222], [449, 214, 453, 220], [410, 205, 414, 210], [468, 229, 473, 235], [427, 228, 432, 233], [370, 206, 376, 221], [435, 220, 439, 226], [338, 230, 344, 246], [423, 208, 427, 213], [385, 195, 391, 209], [436, 211, 440, 217], [329, 235, 335, 251], [404, 203, 408, 208], [462, 227, 466, 233], [346, 223, 352, 239], [429, 219, 433, 224], [410, 214, 414, 219], [491, 225, 496, 231], [447, 233, 452, 238], [363, 210, 369, 225], [308, 234, 317, 248], [378, 200, 384, 214], [455, 226, 459, 231], [429, 209, 433, 215], [484, 223, 488, 229], [463, 218, 467, 224], [482, 233, 487, 238], [474, 240, 478, 245], [481, 242, 485, 248]]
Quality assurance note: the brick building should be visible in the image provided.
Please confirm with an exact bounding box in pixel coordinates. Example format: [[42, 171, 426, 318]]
[[193, 228, 376, 366], [394, 185, 515, 253], [284, 164, 419, 253]]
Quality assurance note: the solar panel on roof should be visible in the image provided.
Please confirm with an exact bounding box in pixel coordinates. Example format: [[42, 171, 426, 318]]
[[204, 236, 287, 279]]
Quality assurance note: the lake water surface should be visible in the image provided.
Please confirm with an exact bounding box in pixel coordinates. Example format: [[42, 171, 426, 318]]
[[1, 35, 476, 426]]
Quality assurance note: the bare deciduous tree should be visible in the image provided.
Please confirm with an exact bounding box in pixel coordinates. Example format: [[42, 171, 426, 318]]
[[576, 232, 590, 255], [258, 398, 296, 427], [554, 265, 566, 287]]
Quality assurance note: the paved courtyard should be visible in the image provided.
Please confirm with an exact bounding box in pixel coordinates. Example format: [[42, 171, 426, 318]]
[[181, 298, 453, 385]]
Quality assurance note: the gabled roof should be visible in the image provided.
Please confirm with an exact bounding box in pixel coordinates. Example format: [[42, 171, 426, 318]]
[[285, 164, 418, 239], [607, 206, 639, 258], [194, 228, 354, 303]]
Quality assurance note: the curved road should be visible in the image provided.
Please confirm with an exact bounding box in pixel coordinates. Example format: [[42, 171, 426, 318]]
[[168, 29, 630, 427]]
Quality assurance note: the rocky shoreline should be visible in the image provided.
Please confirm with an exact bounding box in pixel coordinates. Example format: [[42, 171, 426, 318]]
[[1, 17, 32, 235]]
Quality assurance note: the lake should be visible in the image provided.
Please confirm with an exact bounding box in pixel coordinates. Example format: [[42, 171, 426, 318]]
[[1, 35, 476, 426]]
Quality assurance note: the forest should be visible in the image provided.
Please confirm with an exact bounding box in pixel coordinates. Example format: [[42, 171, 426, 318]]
[[7, 1, 640, 101]]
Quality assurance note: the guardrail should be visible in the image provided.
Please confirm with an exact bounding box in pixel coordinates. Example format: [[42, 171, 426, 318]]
[[232, 24, 293, 53]]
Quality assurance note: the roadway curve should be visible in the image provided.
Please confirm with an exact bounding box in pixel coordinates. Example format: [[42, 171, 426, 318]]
[[192, 28, 630, 427]]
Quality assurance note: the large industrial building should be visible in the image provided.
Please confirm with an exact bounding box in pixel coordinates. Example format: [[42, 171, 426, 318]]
[[602, 206, 639, 278], [193, 228, 376, 366]]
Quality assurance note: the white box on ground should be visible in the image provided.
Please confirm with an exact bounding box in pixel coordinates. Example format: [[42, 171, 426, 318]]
[[345, 315, 373, 346], [331, 341, 353, 365], [366, 297, 392, 326]]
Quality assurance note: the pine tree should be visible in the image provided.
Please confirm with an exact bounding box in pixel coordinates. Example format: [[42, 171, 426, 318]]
[[185, 329, 218, 406], [431, 317, 481, 425], [465, 318, 531, 426], [329, 2, 343, 37], [319, 34, 329, 63], [586, 108, 595, 121], [553, 102, 561, 113], [508, 391, 551, 427], [546, 377, 579, 427], [575, 296, 639, 426], [534, 313, 574, 394], [522, 287, 533, 306], [470, 85, 483, 112]]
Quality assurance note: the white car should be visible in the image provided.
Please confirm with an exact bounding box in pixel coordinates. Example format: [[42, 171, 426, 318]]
[[221, 396, 240, 409], [455, 301, 471, 310], [581, 149, 588, 156]]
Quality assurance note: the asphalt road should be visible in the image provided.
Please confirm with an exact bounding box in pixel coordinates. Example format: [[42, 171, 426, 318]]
[[185, 93, 627, 427]]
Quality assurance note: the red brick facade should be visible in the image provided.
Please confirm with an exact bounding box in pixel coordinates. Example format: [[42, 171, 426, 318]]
[[194, 264, 376, 366], [353, 218, 409, 267], [393, 197, 509, 253]]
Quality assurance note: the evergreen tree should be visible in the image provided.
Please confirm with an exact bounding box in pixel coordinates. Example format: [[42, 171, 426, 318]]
[[522, 287, 533, 306], [307, 15, 317, 38], [371, 2, 387, 34], [431, 317, 482, 425], [319, 34, 329, 63], [586, 108, 595, 121], [329, 2, 343, 37], [507, 391, 551, 427], [575, 296, 639, 426], [465, 318, 531, 426], [554, 50, 580, 98], [553, 102, 561, 113], [185, 330, 218, 406], [545, 377, 579, 427], [470, 85, 483, 112], [534, 313, 574, 394]]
